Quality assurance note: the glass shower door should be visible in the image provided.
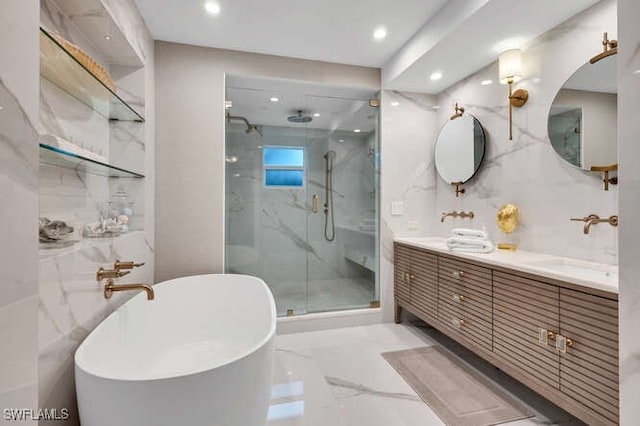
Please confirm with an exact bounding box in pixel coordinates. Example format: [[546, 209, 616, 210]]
[[304, 95, 379, 313]]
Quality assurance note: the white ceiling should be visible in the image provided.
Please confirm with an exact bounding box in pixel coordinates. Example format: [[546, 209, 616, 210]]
[[132, 0, 448, 67], [226, 75, 378, 133], [384, 0, 603, 93]]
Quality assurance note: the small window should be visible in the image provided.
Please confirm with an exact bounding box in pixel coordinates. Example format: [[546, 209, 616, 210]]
[[263, 146, 305, 188]]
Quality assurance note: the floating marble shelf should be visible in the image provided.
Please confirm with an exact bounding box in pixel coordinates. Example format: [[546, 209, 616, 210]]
[[40, 143, 145, 178], [40, 27, 145, 122]]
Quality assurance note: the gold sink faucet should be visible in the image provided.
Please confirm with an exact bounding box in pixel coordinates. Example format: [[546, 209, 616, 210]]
[[570, 214, 618, 234], [441, 211, 474, 223], [96, 260, 153, 300]]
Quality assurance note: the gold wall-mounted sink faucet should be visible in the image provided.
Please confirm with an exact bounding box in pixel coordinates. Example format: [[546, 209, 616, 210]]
[[570, 214, 618, 234]]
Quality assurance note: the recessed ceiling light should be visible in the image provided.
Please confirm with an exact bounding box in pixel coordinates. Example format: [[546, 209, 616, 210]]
[[481, 79, 493, 86], [338, 139, 344, 143], [432, 105, 441, 110], [634, 69, 640, 75], [430, 72, 443, 81], [104, 34, 112, 41], [270, 97, 279, 102], [313, 113, 321, 117], [205, 2, 220, 15], [257, 145, 262, 149], [373, 26, 387, 41], [390, 101, 400, 107], [225, 155, 237, 163], [353, 129, 361, 133]]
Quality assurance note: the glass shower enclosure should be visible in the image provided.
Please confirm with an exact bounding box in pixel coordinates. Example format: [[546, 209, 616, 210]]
[[224, 75, 379, 316]]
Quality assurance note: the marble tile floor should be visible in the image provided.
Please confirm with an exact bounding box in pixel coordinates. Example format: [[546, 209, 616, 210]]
[[270, 277, 375, 316], [268, 322, 584, 426]]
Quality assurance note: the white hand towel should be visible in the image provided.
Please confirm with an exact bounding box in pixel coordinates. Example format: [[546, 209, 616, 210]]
[[451, 228, 489, 240], [446, 236, 494, 253]]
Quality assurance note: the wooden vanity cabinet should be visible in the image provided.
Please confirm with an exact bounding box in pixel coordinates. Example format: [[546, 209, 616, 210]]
[[393, 245, 437, 323], [393, 242, 620, 426]]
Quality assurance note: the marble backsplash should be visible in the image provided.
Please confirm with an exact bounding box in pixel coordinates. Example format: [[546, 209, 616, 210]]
[[380, 0, 618, 322]]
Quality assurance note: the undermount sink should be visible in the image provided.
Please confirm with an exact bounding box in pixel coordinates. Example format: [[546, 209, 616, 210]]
[[523, 258, 618, 282]]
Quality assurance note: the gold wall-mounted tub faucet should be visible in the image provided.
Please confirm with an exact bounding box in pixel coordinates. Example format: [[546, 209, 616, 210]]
[[103, 279, 154, 300]]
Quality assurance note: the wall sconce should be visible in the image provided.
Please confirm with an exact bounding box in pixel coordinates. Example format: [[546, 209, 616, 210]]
[[499, 49, 529, 141]]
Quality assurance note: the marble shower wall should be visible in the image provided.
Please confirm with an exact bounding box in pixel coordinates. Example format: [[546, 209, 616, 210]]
[[617, 0, 640, 423], [379, 0, 618, 322], [37, 0, 155, 424]]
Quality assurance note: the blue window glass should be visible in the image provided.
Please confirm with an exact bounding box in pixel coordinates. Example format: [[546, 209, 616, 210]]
[[265, 170, 304, 187], [263, 148, 304, 167]]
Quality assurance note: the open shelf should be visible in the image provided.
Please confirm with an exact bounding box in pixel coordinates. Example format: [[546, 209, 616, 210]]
[[40, 143, 145, 178], [39, 27, 145, 122]]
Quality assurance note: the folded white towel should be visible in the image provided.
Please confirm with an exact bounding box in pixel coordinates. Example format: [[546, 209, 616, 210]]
[[446, 236, 494, 253], [451, 228, 489, 240]]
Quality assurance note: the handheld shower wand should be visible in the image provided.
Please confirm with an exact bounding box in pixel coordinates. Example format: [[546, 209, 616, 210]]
[[323, 151, 336, 241]]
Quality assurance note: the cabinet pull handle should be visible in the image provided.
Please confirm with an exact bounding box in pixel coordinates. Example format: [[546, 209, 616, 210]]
[[451, 318, 465, 328], [452, 270, 465, 279], [556, 334, 573, 353], [409, 274, 416, 282], [403, 272, 411, 283], [538, 328, 556, 345], [452, 294, 466, 302]]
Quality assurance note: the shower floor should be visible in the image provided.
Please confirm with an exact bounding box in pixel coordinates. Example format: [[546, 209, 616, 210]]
[[269, 277, 375, 316]]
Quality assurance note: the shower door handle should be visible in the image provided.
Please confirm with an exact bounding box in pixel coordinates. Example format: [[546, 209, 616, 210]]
[[312, 195, 319, 213]]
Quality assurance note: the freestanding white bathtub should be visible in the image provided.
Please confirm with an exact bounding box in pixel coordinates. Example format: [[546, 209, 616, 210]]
[[75, 274, 276, 426]]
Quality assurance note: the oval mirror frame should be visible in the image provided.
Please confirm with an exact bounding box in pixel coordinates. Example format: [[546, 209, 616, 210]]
[[547, 54, 617, 172], [434, 114, 487, 191]]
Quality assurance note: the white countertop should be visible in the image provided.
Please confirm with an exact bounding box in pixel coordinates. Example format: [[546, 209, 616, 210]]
[[394, 237, 618, 295]]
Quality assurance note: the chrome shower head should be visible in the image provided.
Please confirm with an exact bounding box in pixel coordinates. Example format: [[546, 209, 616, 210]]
[[287, 110, 312, 123]]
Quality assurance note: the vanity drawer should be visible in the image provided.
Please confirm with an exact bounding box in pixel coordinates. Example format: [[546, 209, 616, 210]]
[[394, 244, 412, 303], [438, 279, 492, 321], [493, 271, 560, 389], [438, 256, 492, 294], [559, 288, 619, 424], [438, 294, 492, 351]]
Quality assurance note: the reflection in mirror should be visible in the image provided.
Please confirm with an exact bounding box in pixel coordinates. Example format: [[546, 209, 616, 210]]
[[434, 114, 486, 189], [548, 55, 617, 170]]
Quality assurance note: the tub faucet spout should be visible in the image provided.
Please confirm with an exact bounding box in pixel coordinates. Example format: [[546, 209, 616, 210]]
[[104, 279, 155, 300]]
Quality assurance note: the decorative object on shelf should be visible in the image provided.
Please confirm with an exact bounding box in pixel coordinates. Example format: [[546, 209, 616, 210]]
[[40, 27, 144, 122], [84, 186, 135, 238], [498, 49, 529, 141], [441, 210, 474, 222], [496, 204, 519, 250], [570, 214, 618, 234], [450, 103, 465, 120], [47, 31, 116, 91], [590, 164, 618, 191], [39, 217, 76, 248], [590, 32, 618, 64], [434, 112, 486, 196]]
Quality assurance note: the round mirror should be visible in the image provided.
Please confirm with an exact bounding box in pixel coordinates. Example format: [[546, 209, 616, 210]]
[[434, 115, 486, 184], [548, 55, 617, 169]]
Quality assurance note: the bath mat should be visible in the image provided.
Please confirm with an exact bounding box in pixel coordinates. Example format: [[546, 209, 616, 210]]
[[382, 346, 534, 426]]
